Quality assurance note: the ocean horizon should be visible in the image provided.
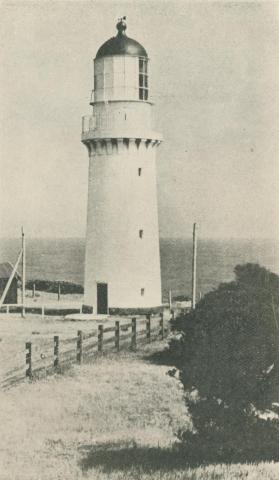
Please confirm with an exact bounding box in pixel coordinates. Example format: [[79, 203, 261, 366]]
[[0, 237, 278, 302]]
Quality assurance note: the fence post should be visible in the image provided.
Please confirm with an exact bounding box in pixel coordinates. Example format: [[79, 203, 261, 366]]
[[115, 321, 120, 352], [54, 335, 59, 368], [159, 312, 164, 340], [42, 305, 45, 320], [77, 330, 83, 364], [98, 325, 103, 353], [131, 317, 137, 350], [146, 314, 151, 343], [6, 305, 9, 314], [25, 342, 32, 378], [171, 309, 175, 321]]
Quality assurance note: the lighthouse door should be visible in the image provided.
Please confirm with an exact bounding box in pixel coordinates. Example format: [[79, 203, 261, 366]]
[[97, 283, 108, 314]]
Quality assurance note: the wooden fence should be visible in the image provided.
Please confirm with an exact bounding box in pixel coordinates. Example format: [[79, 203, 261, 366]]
[[0, 303, 83, 317], [1, 314, 169, 389]]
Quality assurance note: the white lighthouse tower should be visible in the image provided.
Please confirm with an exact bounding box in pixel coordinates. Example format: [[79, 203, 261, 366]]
[[82, 18, 162, 314]]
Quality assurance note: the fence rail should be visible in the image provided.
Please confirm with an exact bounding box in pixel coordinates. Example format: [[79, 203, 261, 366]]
[[0, 303, 83, 316], [1, 314, 170, 390]]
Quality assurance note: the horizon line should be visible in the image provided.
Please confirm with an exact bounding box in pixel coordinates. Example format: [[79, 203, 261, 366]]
[[0, 235, 278, 242]]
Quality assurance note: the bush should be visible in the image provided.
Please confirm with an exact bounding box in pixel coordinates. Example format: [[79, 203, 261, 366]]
[[25, 279, 84, 295], [172, 295, 191, 302], [171, 263, 279, 459]]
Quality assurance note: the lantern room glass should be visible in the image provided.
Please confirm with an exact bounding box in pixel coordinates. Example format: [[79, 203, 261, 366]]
[[139, 58, 148, 101]]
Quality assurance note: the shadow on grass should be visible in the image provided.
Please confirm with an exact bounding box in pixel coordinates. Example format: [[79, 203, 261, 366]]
[[141, 344, 180, 368], [79, 437, 279, 473], [79, 442, 194, 473], [134, 328, 183, 369]]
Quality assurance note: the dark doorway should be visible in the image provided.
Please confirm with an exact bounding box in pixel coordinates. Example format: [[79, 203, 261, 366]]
[[97, 283, 108, 314]]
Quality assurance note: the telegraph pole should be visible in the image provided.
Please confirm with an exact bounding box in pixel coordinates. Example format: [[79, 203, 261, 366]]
[[168, 289, 172, 310], [21, 227, 26, 317], [191, 223, 198, 310]]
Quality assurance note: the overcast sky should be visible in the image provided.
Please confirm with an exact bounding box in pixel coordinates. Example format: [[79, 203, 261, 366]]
[[1, 0, 278, 239]]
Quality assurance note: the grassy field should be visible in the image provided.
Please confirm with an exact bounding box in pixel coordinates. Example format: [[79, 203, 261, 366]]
[[0, 339, 278, 480], [0, 312, 155, 381]]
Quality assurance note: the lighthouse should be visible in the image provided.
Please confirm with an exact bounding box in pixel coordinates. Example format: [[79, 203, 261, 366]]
[[82, 18, 162, 314]]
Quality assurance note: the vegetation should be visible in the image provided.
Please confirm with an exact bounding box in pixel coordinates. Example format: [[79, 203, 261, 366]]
[[170, 263, 279, 460], [26, 279, 84, 294], [2, 264, 279, 477], [0, 343, 277, 479], [172, 295, 191, 302]]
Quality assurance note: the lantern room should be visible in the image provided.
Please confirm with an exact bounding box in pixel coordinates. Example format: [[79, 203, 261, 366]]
[[92, 18, 149, 103]]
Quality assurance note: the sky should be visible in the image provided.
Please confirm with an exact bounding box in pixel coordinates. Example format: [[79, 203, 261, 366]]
[[0, 0, 278, 240]]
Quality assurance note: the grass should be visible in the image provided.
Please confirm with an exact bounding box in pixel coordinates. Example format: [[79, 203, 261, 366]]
[[0, 340, 278, 479], [0, 313, 152, 380]]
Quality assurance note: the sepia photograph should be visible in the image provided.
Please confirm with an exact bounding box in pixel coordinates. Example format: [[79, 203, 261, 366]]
[[0, 1, 279, 478]]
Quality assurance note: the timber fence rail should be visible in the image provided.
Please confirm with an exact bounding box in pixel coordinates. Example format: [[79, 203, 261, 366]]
[[0, 314, 170, 390], [0, 303, 83, 316]]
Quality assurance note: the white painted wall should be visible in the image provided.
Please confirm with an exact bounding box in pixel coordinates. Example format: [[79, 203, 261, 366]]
[[82, 102, 162, 143], [84, 139, 161, 309], [83, 52, 162, 310]]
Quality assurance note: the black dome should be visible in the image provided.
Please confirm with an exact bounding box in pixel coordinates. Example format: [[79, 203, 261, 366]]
[[95, 18, 148, 59]]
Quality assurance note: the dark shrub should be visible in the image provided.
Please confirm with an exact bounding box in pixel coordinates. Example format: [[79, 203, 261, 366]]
[[171, 263, 279, 459], [26, 279, 84, 295]]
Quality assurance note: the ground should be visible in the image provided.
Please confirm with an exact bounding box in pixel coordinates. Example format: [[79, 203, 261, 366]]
[[0, 312, 159, 382], [0, 336, 278, 480]]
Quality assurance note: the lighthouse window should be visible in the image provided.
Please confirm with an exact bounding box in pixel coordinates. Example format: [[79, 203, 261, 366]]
[[141, 288, 145, 296], [138, 168, 142, 176], [139, 58, 148, 101], [139, 229, 143, 238]]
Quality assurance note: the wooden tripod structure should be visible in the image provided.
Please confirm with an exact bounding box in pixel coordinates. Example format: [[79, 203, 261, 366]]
[[0, 228, 26, 316]]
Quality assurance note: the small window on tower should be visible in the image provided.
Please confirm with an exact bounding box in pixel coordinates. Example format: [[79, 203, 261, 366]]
[[138, 168, 142, 176], [139, 58, 148, 101], [141, 288, 145, 296], [139, 229, 143, 238]]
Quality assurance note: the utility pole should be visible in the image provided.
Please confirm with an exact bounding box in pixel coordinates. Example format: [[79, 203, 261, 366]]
[[168, 290, 172, 310], [191, 223, 198, 310], [21, 227, 26, 317]]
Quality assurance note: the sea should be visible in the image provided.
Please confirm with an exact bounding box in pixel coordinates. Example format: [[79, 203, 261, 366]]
[[0, 238, 278, 302]]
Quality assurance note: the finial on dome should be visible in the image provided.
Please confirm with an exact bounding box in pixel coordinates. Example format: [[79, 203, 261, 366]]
[[116, 17, 127, 36]]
